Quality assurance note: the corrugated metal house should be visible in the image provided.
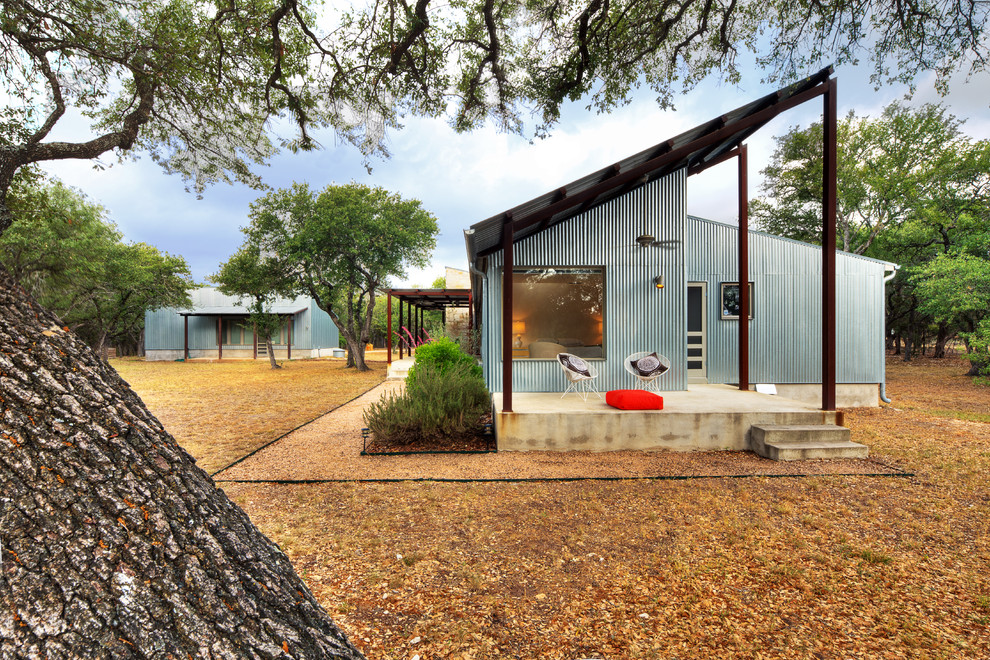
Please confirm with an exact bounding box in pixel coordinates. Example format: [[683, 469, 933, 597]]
[[465, 67, 895, 409], [145, 287, 339, 361]]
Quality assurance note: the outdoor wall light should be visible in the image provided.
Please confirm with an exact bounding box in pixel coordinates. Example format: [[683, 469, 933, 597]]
[[653, 275, 665, 289]]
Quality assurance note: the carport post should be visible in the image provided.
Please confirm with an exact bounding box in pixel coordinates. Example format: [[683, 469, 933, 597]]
[[387, 292, 393, 365], [822, 79, 838, 411], [502, 216, 514, 412], [738, 144, 750, 391]]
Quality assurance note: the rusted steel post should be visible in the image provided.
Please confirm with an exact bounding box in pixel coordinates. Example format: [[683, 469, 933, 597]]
[[253, 324, 257, 360], [399, 299, 404, 359], [738, 144, 750, 391], [502, 217, 514, 412], [387, 292, 393, 365], [183, 315, 189, 360], [217, 317, 222, 360], [822, 79, 838, 411], [288, 318, 292, 359]]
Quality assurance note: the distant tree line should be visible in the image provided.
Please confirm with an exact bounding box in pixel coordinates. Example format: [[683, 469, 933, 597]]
[[753, 102, 990, 377], [0, 173, 193, 359]]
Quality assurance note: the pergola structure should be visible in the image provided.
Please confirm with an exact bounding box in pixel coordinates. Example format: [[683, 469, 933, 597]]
[[465, 66, 839, 414], [386, 288, 472, 363]]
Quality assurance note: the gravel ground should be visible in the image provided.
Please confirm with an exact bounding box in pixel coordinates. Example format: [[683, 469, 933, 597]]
[[214, 382, 906, 482]]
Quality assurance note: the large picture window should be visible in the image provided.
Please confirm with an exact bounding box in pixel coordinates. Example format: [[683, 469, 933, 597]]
[[511, 267, 605, 359]]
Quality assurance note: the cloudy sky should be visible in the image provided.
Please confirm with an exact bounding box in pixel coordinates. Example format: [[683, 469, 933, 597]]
[[41, 58, 990, 287]]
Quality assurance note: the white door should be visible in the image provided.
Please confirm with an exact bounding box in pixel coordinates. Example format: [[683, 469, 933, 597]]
[[687, 282, 707, 384]]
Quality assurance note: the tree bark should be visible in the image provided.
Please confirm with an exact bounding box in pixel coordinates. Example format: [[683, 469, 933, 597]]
[[0, 266, 363, 659], [266, 336, 281, 370], [344, 338, 368, 371], [933, 323, 951, 359]]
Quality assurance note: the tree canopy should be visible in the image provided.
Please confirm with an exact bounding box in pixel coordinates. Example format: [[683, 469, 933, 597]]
[[212, 245, 293, 369], [3, 0, 989, 234], [753, 101, 990, 366], [240, 182, 438, 370], [0, 175, 192, 358]]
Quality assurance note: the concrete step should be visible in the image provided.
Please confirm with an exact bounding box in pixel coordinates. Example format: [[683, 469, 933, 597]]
[[750, 424, 868, 461], [386, 358, 415, 381]]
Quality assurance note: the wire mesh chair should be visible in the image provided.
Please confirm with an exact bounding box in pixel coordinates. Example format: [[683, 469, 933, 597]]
[[623, 351, 671, 393], [557, 353, 602, 401]]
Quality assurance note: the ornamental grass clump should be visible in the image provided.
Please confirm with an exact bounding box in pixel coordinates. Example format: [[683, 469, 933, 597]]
[[364, 362, 490, 446]]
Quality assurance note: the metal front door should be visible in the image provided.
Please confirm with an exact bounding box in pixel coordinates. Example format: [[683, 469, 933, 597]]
[[687, 282, 707, 383]]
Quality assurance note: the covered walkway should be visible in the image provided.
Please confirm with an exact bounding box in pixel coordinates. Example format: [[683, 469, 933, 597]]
[[386, 288, 472, 363]]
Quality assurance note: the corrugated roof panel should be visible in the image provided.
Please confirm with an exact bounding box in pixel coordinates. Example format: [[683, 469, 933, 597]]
[[465, 66, 834, 262]]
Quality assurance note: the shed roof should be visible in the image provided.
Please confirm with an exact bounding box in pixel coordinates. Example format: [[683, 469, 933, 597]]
[[464, 66, 834, 262], [388, 288, 472, 310], [179, 304, 308, 316]]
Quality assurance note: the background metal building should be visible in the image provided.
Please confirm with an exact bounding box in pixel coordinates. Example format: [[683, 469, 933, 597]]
[[144, 287, 339, 360]]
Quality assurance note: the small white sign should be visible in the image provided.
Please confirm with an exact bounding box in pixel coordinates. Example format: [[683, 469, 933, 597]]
[[755, 383, 777, 395]]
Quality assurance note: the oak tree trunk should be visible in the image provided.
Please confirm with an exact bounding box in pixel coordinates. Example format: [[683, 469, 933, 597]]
[[344, 338, 368, 371], [265, 336, 281, 370], [345, 339, 368, 371], [0, 266, 363, 659], [933, 324, 951, 359]]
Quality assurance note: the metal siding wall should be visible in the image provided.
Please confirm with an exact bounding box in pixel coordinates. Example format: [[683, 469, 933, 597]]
[[686, 217, 884, 384], [485, 171, 688, 392], [309, 300, 340, 350], [144, 308, 184, 350], [293, 307, 313, 350], [188, 315, 218, 350]]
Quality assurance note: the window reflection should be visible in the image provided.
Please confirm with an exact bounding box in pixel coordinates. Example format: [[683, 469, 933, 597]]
[[511, 268, 604, 359]]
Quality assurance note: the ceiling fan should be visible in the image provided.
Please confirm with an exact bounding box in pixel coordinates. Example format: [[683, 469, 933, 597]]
[[632, 234, 681, 249]]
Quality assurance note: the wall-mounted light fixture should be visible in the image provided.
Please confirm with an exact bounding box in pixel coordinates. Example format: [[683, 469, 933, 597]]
[[653, 275, 665, 289], [636, 234, 656, 248]]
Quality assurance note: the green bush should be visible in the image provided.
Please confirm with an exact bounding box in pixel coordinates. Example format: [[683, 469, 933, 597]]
[[407, 336, 482, 388], [963, 318, 990, 384], [364, 362, 490, 446]]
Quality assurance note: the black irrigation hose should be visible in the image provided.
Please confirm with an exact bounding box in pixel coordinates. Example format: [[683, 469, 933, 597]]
[[209, 384, 383, 478], [215, 468, 915, 485]]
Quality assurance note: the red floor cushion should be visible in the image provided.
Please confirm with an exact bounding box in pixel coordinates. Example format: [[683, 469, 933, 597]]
[[606, 389, 664, 410]]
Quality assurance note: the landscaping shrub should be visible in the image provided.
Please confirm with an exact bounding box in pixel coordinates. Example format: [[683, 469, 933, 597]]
[[406, 336, 483, 388], [364, 362, 490, 446], [963, 319, 990, 383]]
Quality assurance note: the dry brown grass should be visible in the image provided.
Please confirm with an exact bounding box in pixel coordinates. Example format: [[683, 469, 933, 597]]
[[221, 356, 990, 659], [112, 357, 385, 473]]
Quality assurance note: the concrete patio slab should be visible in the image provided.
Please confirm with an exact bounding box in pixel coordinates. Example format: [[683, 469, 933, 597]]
[[493, 385, 842, 452]]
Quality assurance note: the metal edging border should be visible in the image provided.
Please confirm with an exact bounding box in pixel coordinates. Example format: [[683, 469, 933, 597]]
[[215, 469, 915, 485], [360, 449, 497, 457], [210, 380, 385, 478]]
